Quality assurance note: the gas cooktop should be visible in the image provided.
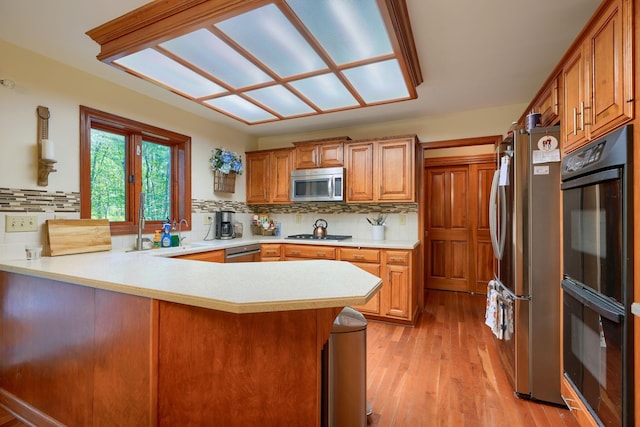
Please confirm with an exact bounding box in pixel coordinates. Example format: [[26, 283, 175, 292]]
[[286, 234, 352, 241]]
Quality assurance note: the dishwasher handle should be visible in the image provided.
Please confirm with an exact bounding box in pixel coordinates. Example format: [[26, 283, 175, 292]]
[[225, 248, 261, 260]]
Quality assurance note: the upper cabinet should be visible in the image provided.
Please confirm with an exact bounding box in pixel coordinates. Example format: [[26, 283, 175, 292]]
[[293, 137, 350, 169], [533, 74, 560, 127], [346, 135, 417, 203], [245, 148, 294, 204], [562, 0, 633, 154]]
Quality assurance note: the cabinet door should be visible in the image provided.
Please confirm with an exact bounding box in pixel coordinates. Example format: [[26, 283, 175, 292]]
[[270, 149, 293, 203], [588, 0, 633, 137], [245, 152, 269, 204], [261, 244, 281, 260], [384, 264, 410, 319], [345, 142, 374, 202], [562, 45, 588, 153], [318, 143, 343, 167], [535, 75, 559, 126], [295, 145, 318, 169], [349, 262, 381, 315], [377, 138, 415, 202]]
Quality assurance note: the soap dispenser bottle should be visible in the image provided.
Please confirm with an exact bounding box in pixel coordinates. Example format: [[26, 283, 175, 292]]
[[161, 223, 171, 248]]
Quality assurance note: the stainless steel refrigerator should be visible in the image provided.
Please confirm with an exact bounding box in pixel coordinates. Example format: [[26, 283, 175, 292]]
[[488, 125, 562, 405]]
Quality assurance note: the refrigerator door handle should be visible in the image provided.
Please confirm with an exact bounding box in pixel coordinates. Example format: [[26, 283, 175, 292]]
[[489, 170, 506, 260]]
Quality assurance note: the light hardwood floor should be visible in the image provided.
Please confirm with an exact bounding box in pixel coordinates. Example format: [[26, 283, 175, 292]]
[[366, 290, 578, 427]]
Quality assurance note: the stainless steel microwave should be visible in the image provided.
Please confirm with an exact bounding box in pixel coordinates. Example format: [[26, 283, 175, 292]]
[[290, 167, 344, 202]]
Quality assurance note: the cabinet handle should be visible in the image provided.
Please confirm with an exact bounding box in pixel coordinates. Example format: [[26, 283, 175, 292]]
[[579, 101, 585, 129], [582, 103, 592, 126], [354, 254, 365, 259], [316, 252, 327, 257], [389, 257, 404, 262], [290, 250, 300, 255], [572, 107, 577, 135]]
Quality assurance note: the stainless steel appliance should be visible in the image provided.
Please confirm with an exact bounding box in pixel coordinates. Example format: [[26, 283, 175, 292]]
[[287, 234, 352, 241], [215, 210, 235, 240], [224, 243, 261, 263], [290, 167, 344, 202], [560, 125, 633, 426], [489, 125, 562, 404]]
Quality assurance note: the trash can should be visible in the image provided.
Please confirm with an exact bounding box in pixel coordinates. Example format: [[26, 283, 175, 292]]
[[327, 306, 368, 427]]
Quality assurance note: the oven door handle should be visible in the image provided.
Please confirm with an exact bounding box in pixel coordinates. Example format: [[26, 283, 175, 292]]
[[561, 279, 625, 323]]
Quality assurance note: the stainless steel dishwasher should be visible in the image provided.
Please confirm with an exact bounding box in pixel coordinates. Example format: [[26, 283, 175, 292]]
[[224, 243, 261, 263]]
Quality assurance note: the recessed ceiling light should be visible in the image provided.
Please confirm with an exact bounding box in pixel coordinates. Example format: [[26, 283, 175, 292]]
[[87, 0, 422, 125]]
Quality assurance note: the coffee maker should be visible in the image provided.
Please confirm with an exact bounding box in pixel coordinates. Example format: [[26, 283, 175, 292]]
[[215, 210, 235, 239]]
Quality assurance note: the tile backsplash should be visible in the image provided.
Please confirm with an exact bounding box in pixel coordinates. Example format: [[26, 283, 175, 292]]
[[0, 188, 419, 258]]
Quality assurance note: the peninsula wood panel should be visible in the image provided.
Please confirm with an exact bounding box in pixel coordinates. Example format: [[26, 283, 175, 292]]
[[0, 272, 155, 426], [156, 302, 337, 427]]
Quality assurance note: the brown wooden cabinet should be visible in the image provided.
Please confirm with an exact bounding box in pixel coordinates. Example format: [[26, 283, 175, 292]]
[[532, 74, 560, 126], [561, 377, 600, 427], [293, 137, 348, 169], [261, 243, 282, 261], [282, 244, 336, 260], [245, 148, 294, 204], [340, 247, 418, 325], [562, 0, 632, 154], [345, 135, 416, 203], [172, 249, 225, 262]]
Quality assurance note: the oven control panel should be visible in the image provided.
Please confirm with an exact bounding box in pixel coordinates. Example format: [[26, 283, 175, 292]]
[[563, 141, 605, 173]]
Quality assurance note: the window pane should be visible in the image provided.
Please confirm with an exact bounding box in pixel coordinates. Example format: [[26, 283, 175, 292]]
[[142, 141, 171, 221], [90, 129, 126, 221]]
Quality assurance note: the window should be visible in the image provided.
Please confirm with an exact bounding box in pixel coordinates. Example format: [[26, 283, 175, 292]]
[[80, 106, 191, 235]]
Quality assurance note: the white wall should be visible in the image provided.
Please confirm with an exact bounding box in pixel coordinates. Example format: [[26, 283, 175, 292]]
[[0, 40, 256, 201]]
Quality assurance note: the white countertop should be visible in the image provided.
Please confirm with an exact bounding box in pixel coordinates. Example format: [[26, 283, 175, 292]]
[[0, 238, 389, 314]]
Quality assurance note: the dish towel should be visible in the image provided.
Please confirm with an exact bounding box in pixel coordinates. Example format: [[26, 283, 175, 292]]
[[485, 281, 500, 337]]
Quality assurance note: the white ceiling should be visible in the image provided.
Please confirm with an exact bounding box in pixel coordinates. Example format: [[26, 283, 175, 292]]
[[0, 0, 601, 136]]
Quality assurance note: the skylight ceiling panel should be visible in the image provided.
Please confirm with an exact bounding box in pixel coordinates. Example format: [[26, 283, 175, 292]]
[[114, 49, 225, 98], [215, 4, 327, 78], [204, 95, 276, 123], [160, 29, 273, 89], [289, 74, 359, 111], [343, 60, 410, 104], [244, 86, 315, 117], [286, 0, 393, 65]]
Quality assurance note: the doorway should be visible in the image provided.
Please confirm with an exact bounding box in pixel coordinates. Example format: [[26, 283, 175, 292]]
[[421, 137, 500, 294]]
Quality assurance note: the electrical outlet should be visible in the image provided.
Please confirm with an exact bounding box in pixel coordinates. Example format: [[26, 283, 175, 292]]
[[204, 215, 212, 225], [295, 214, 302, 224], [399, 214, 406, 226], [6, 215, 38, 232]]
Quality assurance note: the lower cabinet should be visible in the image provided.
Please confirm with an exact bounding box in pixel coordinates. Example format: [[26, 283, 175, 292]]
[[561, 377, 600, 427], [171, 249, 225, 263], [339, 247, 418, 325], [260, 243, 282, 261]]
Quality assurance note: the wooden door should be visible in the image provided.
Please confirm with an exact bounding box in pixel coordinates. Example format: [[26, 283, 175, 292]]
[[588, 0, 632, 137], [425, 166, 470, 291], [469, 163, 496, 294], [377, 138, 414, 202], [345, 142, 374, 202], [562, 44, 588, 153], [270, 149, 293, 203], [245, 151, 269, 204]]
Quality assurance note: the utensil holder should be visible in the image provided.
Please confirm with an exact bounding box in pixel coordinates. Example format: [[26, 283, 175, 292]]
[[371, 225, 385, 241]]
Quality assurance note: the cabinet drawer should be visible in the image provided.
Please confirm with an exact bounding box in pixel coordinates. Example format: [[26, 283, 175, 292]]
[[385, 250, 409, 265], [261, 244, 281, 259], [173, 250, 225, 263], [283, 244, 336, 259], [339, 248, 380, 263]]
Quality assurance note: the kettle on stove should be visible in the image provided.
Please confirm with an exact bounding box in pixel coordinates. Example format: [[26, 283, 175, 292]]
[[313, 219, 328, 237]]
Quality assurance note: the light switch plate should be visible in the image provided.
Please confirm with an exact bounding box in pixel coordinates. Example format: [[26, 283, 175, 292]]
[[6, 215, 38, 232]]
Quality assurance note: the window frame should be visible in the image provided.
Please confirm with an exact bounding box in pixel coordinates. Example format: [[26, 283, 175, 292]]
[[80, 106, 191, 236]]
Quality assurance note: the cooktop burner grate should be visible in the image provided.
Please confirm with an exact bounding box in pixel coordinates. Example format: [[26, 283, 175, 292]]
[[286, 234, 352, 241]]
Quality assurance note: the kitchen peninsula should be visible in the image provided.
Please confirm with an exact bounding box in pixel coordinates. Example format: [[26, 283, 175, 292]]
[[0, 250, 381, 426]]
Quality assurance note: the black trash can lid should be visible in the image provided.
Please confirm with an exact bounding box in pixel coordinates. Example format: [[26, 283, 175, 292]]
[[332, 306, 367, 333]]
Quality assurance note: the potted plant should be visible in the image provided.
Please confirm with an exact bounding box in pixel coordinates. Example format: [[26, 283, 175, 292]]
[[210, 148, 243, 193]]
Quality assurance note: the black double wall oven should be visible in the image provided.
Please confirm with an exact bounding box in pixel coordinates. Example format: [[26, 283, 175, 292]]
[[560, 125, 633, 426]]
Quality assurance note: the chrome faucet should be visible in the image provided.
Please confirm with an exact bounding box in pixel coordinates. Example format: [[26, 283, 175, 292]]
[[136, 192, 146, 251], [178, 218, 189, 246]]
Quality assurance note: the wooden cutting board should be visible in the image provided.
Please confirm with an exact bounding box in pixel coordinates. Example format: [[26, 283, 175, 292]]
[[46, 219, 112, 256]]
